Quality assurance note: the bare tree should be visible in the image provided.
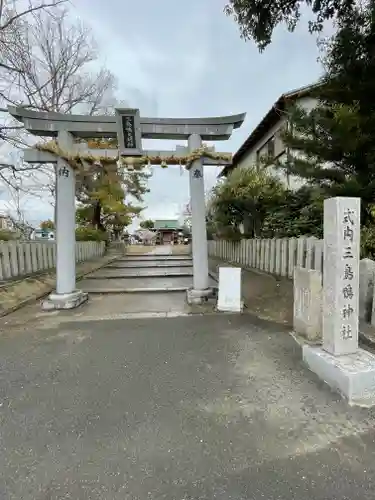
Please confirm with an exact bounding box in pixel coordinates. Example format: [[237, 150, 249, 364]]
[[1, 6, 116, 115], [0, 3, 117, 220]]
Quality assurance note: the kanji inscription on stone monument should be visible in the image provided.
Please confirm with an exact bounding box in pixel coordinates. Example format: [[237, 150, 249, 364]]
[[323, 197, 360, 355]]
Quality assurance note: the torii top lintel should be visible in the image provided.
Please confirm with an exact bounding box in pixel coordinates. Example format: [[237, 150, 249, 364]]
[[7, 106, 246, 141]]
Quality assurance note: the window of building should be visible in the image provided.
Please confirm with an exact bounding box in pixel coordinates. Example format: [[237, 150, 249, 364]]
[[267, 136, 275, 157]]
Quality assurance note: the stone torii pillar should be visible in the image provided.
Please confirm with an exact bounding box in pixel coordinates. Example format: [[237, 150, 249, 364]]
[[187, 133, 211, 303], [42, 131, 88, 310]]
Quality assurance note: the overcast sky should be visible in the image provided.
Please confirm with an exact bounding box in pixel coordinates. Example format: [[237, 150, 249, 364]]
[[1, 0, 324, 228]]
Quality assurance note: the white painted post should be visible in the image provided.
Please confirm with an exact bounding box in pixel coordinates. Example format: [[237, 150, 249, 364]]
[[246, 240, 251, 267], [305, 236, 317, 271], [1, 243, 12, 279], [313, 240, 323, 273], [0, 244, 4, 281], [255, 239, 261, 269], [24, 243, 33, 273], [9, 242, 19, 277], [269, 239, 276, 274], [264, 239, 270, 272], [187, 133, 210, 296], [17, 243, 25, 276], [288, 238, 297, 278], [30, 243, 38, 272], [275, 239, 282, 276], [323, 197, 360, 355], [280, 239, 288, 277], [47, 245, 53, 268], [36, 243, 44, 271], [296, 237, 306, 268], [260, 239, 266, 271], [251, 239, 257, 268], [42, 244, 48, 270], [52, 244, 56, 267]]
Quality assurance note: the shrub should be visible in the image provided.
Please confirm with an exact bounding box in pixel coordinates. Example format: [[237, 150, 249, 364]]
[[360, 225, 375, 259], [0, 230, 17, 241], [75, 227, 108, 242]]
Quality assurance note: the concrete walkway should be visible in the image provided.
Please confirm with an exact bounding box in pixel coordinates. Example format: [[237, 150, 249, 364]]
[[1, 313, 375, 499]]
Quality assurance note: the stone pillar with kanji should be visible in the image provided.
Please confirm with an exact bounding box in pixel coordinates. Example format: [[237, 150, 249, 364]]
[[186, 133, 212, 303], [42, 130, 88, 310], [323, 197, 360, 355]]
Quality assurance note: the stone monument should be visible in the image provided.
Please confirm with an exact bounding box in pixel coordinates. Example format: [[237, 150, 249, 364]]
[[303, 197, 375, 406], [9, 106, 245, 309]]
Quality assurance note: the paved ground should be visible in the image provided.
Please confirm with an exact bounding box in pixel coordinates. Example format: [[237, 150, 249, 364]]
[[1, 313, 375, 499], [2, 246, 375, 498]]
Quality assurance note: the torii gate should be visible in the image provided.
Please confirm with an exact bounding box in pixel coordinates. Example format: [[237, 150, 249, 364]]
[[8, 106, 245, 309]]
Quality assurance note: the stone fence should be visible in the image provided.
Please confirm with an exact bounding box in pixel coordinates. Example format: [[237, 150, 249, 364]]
[[0, 241, 105, 281], [208, 236, 323, 278]]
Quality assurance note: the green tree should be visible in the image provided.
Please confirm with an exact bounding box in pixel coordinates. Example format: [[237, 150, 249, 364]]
[[40, 219, 55, 230], [208, 165, 285, 238], [140, 219, 155, 229], [76, 163, 148, 236], [224, 0, 357, 50], [262, 186, 324, 238], [279, 0, 375, 226]]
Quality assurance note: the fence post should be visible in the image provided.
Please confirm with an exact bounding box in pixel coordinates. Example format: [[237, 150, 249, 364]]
[[36, 243, 44, 271], [17, 243, 25, 275], [280, 239, 288, 277], [313, 239, 323, 273], [269, 239, 276, 274], [305, 236, 317, 270], [264, 239, 270, 272], [296, 237, 306, 268], [30, 243, 38, 272], [275, 239, 282, 275], [42, 244, 49, 269], [288, 238, 297, 278], [0, 243, 12, 279], [47, 245, 53, 268], [247, 240, 251, 267], [9, 242, 19, 277]]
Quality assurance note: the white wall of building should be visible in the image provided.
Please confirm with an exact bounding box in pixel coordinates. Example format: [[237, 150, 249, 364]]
[[235, 96, 318, 191]]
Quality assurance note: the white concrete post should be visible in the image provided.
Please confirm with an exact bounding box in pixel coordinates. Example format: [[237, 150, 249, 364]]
[[288, 238, 297, 278], [281, 239, 288, 277], [42, 131, 88, 310], [269, 239, 276, 274], [275, 239, 282, 276], [187, 133, 210, 295], [323, 197, 360, 355], [313, 240, 323, 273]]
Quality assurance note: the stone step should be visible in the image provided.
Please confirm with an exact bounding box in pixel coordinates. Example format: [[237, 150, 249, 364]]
[[107, 261, 193, 268], [122, 255, 192, 261], [78, 275, 216, 294]]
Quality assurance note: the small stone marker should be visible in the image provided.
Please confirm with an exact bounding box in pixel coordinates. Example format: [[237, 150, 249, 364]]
[[293, 268, 322, 341], [359, 258, 375, 322], [217, 267, 242, 313], [323, 196, 360, 356]]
